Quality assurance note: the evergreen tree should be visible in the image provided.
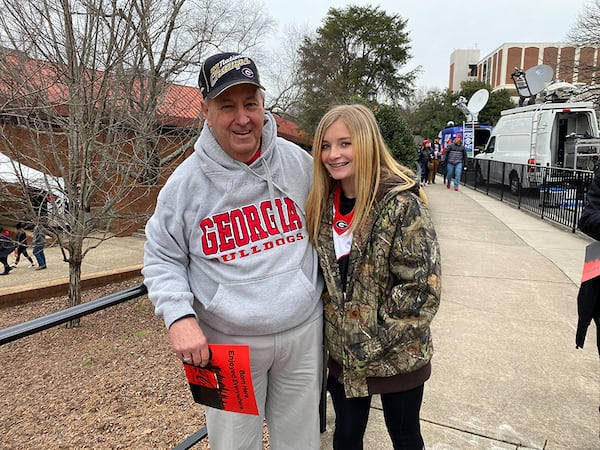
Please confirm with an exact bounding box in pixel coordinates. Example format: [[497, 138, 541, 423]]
[[297, 5, 416, 133]]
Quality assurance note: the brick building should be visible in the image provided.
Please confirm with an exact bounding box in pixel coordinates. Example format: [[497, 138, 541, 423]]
[[450, 43, 600, 98]]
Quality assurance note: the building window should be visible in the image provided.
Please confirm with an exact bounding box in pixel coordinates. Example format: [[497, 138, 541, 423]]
[[468, 64, 478, 77]]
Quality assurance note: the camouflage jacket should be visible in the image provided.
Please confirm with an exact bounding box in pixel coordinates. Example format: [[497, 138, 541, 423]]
[[316, 181, 441, 398]]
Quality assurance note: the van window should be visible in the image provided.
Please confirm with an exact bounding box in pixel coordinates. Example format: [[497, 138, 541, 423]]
[[485, 136, 496, 153], [475, 129, 491, 152]]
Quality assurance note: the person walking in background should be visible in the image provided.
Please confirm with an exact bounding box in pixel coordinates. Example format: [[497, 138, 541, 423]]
[[143, 52, 324, 449], [306, 104, 441, 449], [0, 227, 16, 275], [428, 137, 442, 184], [441, 137, 452, 185], [32, 224, 47, 270], [444, 134, 467, 191], [13, 222, 35, 268], [418, 139, 433, 186]]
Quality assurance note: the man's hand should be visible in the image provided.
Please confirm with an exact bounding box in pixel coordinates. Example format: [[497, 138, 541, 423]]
[[168, 316, 210, 367]]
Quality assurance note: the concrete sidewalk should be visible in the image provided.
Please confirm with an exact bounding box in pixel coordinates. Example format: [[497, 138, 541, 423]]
[[0, 234, 145, 306], [1, 177, 599, 448]]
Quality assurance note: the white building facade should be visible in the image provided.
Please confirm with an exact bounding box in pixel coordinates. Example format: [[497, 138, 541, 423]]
[[449, 49, 480, 92]]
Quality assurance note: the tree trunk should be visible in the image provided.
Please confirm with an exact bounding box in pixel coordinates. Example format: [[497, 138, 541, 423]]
[[65, 249, 83, 328]]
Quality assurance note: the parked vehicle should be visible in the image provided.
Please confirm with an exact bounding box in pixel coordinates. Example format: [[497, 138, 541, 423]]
[[475, 101, 600, 194], [439, 123, 493, 158]]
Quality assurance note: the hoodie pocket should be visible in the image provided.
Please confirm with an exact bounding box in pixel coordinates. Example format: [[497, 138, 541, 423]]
[[203, 269, 318, 334]]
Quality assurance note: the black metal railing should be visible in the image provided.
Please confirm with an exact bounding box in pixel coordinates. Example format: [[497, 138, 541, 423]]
[[0, 284, 147, 345], [457, 158, 594, 232], [0, 283, 208, 449]]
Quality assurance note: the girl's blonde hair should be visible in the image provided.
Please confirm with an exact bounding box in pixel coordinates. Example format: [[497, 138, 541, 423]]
[[305, 104, 416, 243]]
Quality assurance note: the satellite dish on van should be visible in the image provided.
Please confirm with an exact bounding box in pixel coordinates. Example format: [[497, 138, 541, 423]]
[[525, 65, 554, 95], [466, 89, 489, 122], [511, 64, 554, 106]]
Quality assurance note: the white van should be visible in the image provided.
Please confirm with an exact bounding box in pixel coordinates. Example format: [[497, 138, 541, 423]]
[[475, 101, 600, 193]]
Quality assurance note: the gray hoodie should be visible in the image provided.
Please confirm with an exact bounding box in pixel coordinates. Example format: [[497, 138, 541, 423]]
[[142, 112, 323, 336]]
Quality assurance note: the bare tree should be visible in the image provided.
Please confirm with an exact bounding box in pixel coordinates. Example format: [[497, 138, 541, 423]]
[[567, 0, 600, 46], [565, 0, 600, 106], [261, 23, 310, 120], [0, 0, 274, 321]]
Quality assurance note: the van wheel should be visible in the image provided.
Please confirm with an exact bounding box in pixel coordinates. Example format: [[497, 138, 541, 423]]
[[509, 173, 520, 195]]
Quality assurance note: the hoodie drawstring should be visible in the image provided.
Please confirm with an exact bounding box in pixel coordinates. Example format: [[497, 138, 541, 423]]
[[238, 159, 286, 237]]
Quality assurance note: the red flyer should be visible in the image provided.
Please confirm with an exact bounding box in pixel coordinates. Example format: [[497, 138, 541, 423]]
[[183, 344, 258, 416], [582, 241, 600, 283]]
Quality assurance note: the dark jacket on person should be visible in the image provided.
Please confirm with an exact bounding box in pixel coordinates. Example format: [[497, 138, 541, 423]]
[[418, 146, 433, 165], [15, 230, 28, 250], [579, 166, 600, 240], [444, 142, 467, 165], [0, 232, 16, 257], [576, 164, 600, 357]]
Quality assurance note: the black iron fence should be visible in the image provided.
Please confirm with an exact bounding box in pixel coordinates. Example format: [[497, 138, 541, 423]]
[[457, 158, 594, 232], [0, 284, 208, 450]]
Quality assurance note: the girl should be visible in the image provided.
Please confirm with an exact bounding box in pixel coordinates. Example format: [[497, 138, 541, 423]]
[[306, 104, 441, 449]]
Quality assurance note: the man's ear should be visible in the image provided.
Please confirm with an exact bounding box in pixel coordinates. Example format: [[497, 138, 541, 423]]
[[200, 97, 209, 121]]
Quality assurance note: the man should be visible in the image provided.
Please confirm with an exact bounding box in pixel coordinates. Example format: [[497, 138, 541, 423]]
[[143, 52, 324, 449], [444, 134, 468, 191]]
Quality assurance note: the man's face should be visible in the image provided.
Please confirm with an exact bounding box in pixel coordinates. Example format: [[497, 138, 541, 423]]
[[202, 84, 265, 162]]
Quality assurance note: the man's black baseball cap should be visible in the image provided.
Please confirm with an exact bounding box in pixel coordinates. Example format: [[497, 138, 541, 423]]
[[198, 52, 264, 99]]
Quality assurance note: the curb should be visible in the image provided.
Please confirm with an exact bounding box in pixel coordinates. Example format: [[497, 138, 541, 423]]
[[0, 264, 144, 309]]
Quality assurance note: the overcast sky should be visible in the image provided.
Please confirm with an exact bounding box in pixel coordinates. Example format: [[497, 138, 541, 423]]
[[265, 0, 590, 92]]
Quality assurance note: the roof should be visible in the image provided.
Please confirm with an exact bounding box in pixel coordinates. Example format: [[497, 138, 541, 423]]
[[156, 83, 203, 128], [0, 51, 309, 145], [272, 114, 311, 147], [501, 101, 596, 116]]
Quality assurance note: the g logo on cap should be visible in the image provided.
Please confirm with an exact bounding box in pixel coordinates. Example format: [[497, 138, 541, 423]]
[[241, 67, 255, 78]]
